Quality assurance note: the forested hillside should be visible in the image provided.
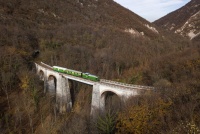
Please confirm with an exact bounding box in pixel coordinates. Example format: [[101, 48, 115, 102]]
[[0, 0, 200, 133], [154, 0, 200, 42]]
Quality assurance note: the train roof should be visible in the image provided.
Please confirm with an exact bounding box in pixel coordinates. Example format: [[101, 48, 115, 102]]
[[53, 66, 82, 73], [53, 66, 67, 70], [89, 74, 99, 78], [84, 73, 99, 78], [65, 68, 82, 73]]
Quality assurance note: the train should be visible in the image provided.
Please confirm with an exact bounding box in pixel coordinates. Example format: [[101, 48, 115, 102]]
[[53, 66, 100, 82]]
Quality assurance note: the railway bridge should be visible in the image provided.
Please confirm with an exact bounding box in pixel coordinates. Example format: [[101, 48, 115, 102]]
[[35, 62, 154, 114]]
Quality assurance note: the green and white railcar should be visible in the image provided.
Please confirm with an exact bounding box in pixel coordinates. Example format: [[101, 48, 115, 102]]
[[53, 66, 67, 73], [53, 66, 82, 77], [65, 68, 82, 77], [53, 66, 100, 81]]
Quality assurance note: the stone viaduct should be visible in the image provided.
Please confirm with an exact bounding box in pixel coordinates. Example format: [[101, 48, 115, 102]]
[[35, 62, 154, 114]]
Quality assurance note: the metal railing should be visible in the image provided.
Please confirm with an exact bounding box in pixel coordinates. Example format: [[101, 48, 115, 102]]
[[100, 79, 154, 90]]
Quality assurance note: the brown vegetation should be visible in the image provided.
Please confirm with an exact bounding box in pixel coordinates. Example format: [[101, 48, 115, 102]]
[[0, 0, 199, 133]]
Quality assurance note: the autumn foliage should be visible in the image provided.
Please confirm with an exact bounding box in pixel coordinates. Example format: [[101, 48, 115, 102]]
[[0, 0, 200, 133]]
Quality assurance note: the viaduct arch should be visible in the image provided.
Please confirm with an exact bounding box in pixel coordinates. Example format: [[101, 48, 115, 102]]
[[39, 70, 44, 80], [47, 75, 57, 94], [101, 90, 121, 111]]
